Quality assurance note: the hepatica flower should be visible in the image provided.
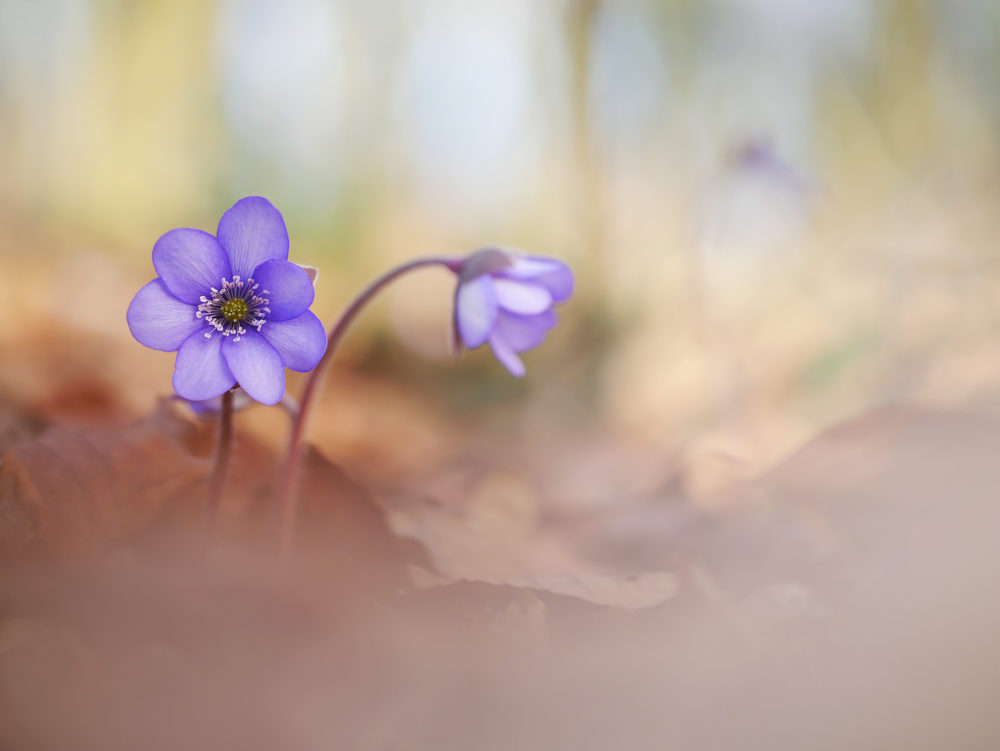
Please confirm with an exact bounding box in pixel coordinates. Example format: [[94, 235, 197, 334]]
[[453, 248, 573, 376], [127, 197, 327, 405]]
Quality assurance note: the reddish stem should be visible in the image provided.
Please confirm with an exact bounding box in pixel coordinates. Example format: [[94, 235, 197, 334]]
[[277, 256, 461, 556], [206, 388, 235, 538]]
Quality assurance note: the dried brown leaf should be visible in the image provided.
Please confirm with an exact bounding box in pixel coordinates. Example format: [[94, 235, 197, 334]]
[[289, 445, 433, 592], [485, 572, 678, 611], [0, 400, 208, 561], [0, 395, 428, 598]]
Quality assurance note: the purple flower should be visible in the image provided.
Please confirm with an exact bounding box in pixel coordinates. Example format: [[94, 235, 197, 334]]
[[127, 197, 327, 406], [452, 248, 573, 377]]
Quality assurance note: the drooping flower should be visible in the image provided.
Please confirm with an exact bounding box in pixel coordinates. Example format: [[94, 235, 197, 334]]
[[451, 247, 573, 377], [127, 197, 327, 406]]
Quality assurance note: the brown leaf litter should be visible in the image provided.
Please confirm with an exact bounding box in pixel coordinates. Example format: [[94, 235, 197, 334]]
[[1, 403, 1000, 749]]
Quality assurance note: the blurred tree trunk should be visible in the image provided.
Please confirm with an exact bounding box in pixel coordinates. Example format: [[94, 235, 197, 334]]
[[565, 0, 604, 294]]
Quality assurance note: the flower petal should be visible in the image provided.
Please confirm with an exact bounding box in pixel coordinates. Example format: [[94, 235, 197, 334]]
[[494, 309, 557, 353], [503, 257, 564, 277], [499, 256, 574, 303], [455, 274, 498, 349], [250, 258, 315, 322], [260, 311, 327, 372], [222, 328, 285, 406], [152, 229, 232, 305], [488, 330, 526, 377], [172, 331, 236, 401], [534, 265, 574, 303], [127, 279, 202, 352], [217, 196, 289, 281], [493, 278, 552, 315]]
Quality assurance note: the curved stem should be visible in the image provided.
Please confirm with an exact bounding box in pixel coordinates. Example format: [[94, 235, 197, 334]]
[[206, 388, 235, 537], [279, 391, 299, 420], [277, 255, 461, 556]]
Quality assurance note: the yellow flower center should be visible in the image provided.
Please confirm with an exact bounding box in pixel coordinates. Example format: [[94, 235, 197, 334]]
[[221, 298, 249, 322]]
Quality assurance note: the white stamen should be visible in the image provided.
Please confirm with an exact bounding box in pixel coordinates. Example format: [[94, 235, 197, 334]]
[[196, 275, 274, 340]]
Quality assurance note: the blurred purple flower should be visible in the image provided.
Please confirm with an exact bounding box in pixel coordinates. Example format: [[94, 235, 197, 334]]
[[729, 138, 818, 197], [451, 248, 573, 377], [127, 197, 327, 406]]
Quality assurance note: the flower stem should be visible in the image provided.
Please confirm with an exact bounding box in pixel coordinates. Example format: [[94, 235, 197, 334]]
[[277, 256, 461, 556], [206, 388, 235, 537]]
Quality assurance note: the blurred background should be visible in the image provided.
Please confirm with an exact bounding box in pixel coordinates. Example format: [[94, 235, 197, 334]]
[[6, 5, 1000, 748], [2, 0, 1000, 551]]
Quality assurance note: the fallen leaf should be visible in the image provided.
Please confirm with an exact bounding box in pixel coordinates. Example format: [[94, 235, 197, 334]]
[[486, 572, 678, 611], [0, 400, 46, 457], [764, 406, 1000, 514], [290, 445, 433, 592], [0, 400, 429, 595], [0, 400, 208, 561], [753, 405, 1000, 596]]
